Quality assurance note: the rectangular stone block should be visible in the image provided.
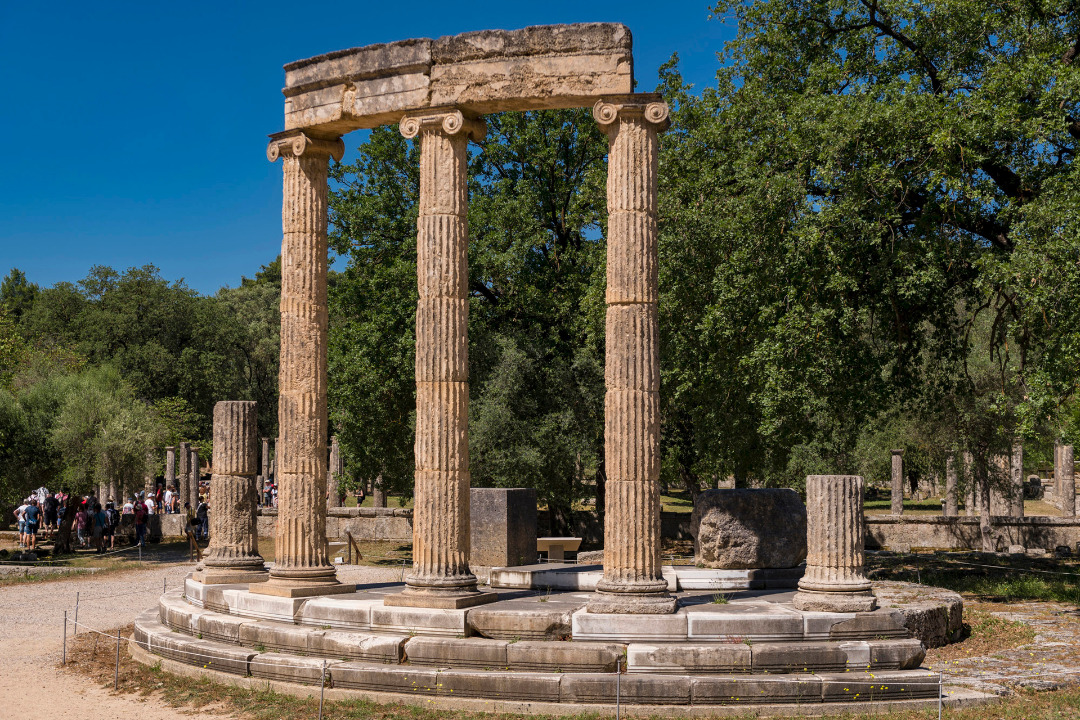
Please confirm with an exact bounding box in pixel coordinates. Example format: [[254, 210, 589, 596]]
[[868, 638, 926, 670], [222, 588, 306, 622], [404, 636, 507, 668], [239, 620, 315, 654], [159, 593, 206, 634], [507, 640, 623, 672], [628, 643, 750, 674], [691, 675, 823, 705], [686, 606, 803, 642], [251, 653, 336, 685], [438, 669, 562, 701], [370, 605, 469, 636], [296, 595, 380, 629], [316, 630, 406, 664], [332, 663, 440, 694], [572, 609, 687, 642], [751, 641, 866, 673], [469, 488, 537, 569], [560, 673, 690, 704], [488, 563, 601, 591], [819, 670, 940, 701], [468, 605, 575, 640], [197, 612, 249, 644], [827, 609, 909, 640], [800, 611, 857, 640]]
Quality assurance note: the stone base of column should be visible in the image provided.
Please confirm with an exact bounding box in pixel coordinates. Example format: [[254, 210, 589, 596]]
[[793, 587, 877, 613], [249, 576, 357, 598], [191, 567, 270, 585], [383, 587, 497, 609], [586, 580, 676, 614]]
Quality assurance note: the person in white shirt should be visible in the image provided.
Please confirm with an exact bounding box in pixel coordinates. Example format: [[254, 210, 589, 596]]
[[163, 487, 174, 513], [122, 497, 135, 514], [145, 495, 156, 515]]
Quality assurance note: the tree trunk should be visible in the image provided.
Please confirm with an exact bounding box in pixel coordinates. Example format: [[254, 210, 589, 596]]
[[680, 465, 701, 505], [54, 500, 80, 555]]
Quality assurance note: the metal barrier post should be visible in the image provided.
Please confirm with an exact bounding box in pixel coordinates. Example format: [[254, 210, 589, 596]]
[[73, 591, 79, 636], [616, 655, 621, 720], [115, 628, 122, 689], [318, 660, 327, 720], [62, 611, 67, 665], [938, 671, 943, 720]]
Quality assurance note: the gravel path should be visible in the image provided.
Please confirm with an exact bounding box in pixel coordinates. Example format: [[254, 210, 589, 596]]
[[0, 561, 404, 719]]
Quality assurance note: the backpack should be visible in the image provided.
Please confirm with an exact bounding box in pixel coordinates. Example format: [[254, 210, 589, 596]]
[[134, 505, 147, 523], [105, 508, 119, 529]]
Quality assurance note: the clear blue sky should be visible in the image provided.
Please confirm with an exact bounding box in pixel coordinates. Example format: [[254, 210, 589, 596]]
[[0, 1, 734, 295]]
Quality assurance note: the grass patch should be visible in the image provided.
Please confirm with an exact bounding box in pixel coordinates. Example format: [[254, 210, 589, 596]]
[[62, 622, 1080, 720], [867, 553, 1080, 604], [925, 603, 1037, 663]]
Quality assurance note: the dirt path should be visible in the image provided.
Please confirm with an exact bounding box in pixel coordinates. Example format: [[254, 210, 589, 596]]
[[0, 561, 402, 718]]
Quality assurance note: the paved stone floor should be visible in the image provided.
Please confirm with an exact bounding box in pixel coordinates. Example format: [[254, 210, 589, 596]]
[[936, 601, 1080, 697]]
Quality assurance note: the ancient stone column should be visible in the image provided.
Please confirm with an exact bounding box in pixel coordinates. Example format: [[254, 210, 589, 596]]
[[253, 131, 352, 598], [1011, 443, 1024, 517], [1054, 443, 1064, 507], [178, 441, 190, 507], [944, 456, 958, 517], [194, 401, 268, 583], [190, 447, 201, 505], [586, 95, 674, 615], [107, 479, 118, 504], [373, 478, 387, 508], [890, 449, 904, 515], [794, 475, 877, 612], [327, 435, 342, 509], [258, 437, 270, 503], [165, 446, 176, 497], [1062, 445, 1076, 517], [384, 109, 492, 610], [964, 451, 976, 516]]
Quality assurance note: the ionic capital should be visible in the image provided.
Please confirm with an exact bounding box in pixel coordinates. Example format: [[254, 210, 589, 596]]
[[593, 94, 670, 133], [266, 131, 345, 163], [399, 109, 487, 142]]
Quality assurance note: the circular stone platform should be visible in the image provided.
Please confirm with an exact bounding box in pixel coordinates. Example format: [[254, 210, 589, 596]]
[[131, 576, 989, 715]]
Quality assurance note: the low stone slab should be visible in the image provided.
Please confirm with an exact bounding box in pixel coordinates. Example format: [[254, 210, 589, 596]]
[[221, 587, 306, 622], [251, 653, 336, 685], [873, 582, 964, 648], [468, 603, 576, 640], [869, 638, 926, 670], [820, 670, 940, 702], [159, 592, 207, 634], [317, 630, 406, 664], [370, 605, 469, 637], [560, 673, 691, 705], [296, 595, 381, 629], [572, 609, 687, 642], [489, 563, 602, 591], [685, 605, 803, 642], [136, 615, 254, 675], [507, 640, 622, 672], [825, 608, 910, 640], [628, 643, 750, 674], [751, 641, 866, 673], [239, 620, 315, 654], [404, 636, 508, 668], [198, 611, 249, 644], [691, 674, 823, 705], [438, 669, 562, 701], [331, 663, 440, 694]]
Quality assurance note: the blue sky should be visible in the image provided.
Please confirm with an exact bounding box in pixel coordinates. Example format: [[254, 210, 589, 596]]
[[0, 1, 734, 295]]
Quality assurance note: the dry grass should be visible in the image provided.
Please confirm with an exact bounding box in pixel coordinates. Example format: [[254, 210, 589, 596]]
[[924, 602, 1037, 663]]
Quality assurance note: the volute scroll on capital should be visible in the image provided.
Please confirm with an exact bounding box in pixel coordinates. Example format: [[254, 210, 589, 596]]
[[399, 109, 487, 142], [266, 131, 346, 163], [592, 94, 671, 132]]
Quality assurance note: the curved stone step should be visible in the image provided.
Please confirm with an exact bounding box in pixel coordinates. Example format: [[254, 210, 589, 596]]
[[134, 610, 942, 706], [626, 639, 924, 674]]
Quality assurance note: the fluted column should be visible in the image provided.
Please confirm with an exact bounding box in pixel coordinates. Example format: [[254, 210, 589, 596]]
[[944, 456, 958, 517], [586, 94, 674, 615], [178, 441, 190, 507], [1062, 445, 1076, 517], [327, 435, 342, 509], [794, 475, 877, 612], [259, 437, 270, 501], [190, 447, 201, 505], [194, 401, 268, 584], [1010, 443, 1024, 517], [165, 447, 176, 496], [890, 449, 904, 515], [383, 109, 493, 610], [253, 131, 352, 598]]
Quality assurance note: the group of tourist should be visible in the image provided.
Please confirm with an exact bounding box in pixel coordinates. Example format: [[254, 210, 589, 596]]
[[12, 486, 210, 554]]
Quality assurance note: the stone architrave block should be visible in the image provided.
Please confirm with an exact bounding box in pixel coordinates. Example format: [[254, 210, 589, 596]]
[[283, 24, 634, 134], [691, 489, 807, 569], [469, 488, 538, 568]]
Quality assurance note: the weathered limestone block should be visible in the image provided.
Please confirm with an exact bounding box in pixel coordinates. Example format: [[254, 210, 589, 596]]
[[282, 24, 633, 135], [469, 488, 537, 568], [691, 489, 807, 569], [793, 475, 876, 613], [873, 581, 964, 648]]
